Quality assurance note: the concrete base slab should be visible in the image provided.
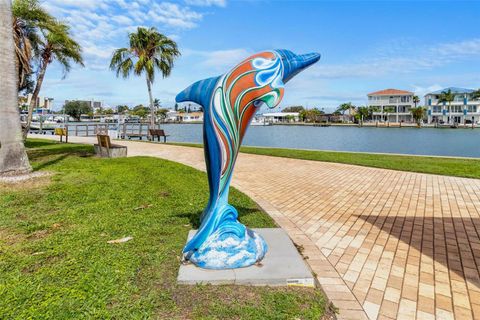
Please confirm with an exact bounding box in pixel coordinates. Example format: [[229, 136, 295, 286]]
[[177, 228, 315, 286], [94, 144, 127, 158]]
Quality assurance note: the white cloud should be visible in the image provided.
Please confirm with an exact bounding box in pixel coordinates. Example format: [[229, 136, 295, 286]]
[[184, 48, 252, 70], [411, 84, 443, 99], [307, 38, 480, 80], [41, 0, 208, 74], [44, 0, 103, 9], [185, 0, 226, 7], [111, 15, 133, 25], [148, 2, 203, 29], [82, 42, 115, 59], [203, 49, 251, 68], [434, 38, 480, 57], [311, 57, 439, 79]]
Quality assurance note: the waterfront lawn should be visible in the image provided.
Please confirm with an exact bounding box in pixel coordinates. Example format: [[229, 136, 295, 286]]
[[0, 139, 328, 319], [172, 143, 480, 180]]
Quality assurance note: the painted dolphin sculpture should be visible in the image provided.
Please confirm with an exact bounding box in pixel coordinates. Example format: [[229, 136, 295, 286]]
[[176, 49, 320, 269]]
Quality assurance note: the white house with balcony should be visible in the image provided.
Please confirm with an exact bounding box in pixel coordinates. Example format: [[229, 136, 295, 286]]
[[367, 89, 416, 123], [425, 87, 480, 125]]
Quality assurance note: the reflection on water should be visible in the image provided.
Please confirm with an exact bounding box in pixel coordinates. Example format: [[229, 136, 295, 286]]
[[160, 124, 480, 158]]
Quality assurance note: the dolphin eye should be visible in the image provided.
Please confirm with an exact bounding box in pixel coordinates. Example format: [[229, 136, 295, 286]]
[[253, 100, 264, 108]]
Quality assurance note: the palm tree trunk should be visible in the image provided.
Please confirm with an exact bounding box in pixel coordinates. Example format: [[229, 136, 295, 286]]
[[0, 0, 31, 175], [23, 61, 47, 140], [146, 77, 155, 129], [14, 51, 20, 90]]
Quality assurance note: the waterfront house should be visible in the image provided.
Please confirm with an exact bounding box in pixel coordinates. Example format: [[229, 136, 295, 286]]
[[367, 89, 415, 123], [425, 87, 480, 125], [178, 111, 204, 122], [262, 112, 300, 123], [319, 113, 345, 123], [165, 110, 179, 122]]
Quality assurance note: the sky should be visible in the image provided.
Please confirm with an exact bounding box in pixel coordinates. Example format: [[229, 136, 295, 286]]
[[40, 0, 480, 112]]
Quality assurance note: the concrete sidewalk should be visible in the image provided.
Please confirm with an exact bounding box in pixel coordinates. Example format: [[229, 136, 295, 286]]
[[34, 135, 480, 319]]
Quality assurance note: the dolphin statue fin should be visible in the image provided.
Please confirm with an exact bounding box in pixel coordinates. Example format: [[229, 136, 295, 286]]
[[175, 76, 221, 108]]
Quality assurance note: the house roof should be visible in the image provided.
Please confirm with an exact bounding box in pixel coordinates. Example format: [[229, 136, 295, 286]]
[[368, 89, 414, 96], [262, 112, 299, 117], [426, 87, 475, 95]]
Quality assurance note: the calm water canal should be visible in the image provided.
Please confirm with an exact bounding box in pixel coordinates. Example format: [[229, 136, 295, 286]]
[[160, 124, 480, 158]]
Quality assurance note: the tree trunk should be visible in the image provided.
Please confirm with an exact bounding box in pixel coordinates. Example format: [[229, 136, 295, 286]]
[[23, 61, 47, 140], [14, 50, 20, 91], [0, 0, 31, 175], [146, 77, 155, 129]]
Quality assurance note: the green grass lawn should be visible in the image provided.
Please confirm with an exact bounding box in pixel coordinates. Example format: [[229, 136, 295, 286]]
[[0, 139, 329, 319], [171, 142, 480, 180]]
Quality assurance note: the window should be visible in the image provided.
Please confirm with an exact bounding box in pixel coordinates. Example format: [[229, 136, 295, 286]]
[[389, 96, 399, 103], [468, 105, 478, 113], [450, 106, 463, 113]]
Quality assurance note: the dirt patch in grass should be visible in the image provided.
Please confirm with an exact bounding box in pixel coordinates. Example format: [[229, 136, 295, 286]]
[[0, 171, 53, 191], [26, 228, 51, 240], [0, 228, 26, 246]]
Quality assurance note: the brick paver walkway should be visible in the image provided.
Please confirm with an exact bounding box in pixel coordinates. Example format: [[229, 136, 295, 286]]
[[37, 136, 480, 319]]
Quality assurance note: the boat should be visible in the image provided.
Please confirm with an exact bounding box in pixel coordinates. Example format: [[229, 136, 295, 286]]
[[250, 119, 271, 126], [29, 121, 59, 130]]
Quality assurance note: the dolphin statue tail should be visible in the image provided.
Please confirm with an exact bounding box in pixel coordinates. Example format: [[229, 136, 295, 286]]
[[175, 76, 220, 108]]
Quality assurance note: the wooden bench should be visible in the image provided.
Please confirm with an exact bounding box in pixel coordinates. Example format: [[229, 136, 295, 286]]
[[94, 134, 127, 158], [54, 128, 68, 143], [124, 133, 145, 140], [149, 129, 169, 143]]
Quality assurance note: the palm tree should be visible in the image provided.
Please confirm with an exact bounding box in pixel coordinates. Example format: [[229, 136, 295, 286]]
[[437, 89, 454, 114], [110, 27, 180, 129], [412, 95, 420, 108], [384, 106, 395, 124], [410, 107, 425, 127], [0, 0, 31, 175], [336, 102, 352, 122], [12, 0, 53, 91], [156, 108, 169, 122], [369, 105, 380, 119], [355, 106, 370, 126], [153, 98, 160, 121], [471, 89, 480, 100], [23, 19, 84, 139]]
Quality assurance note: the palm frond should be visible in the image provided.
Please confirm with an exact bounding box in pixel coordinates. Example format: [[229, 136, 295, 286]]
[[111, 26, 180, 83], [37, 20, 84, 76], [110, 48, 134, 78]]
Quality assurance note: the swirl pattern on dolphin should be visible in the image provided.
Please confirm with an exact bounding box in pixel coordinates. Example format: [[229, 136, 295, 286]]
[[176, 49, 320, 269]]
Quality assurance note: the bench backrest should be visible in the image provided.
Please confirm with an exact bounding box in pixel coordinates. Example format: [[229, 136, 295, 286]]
[[149, 129, 165, 136], [97, 134, 111, 148], [54, 128, 67, 136]]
